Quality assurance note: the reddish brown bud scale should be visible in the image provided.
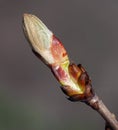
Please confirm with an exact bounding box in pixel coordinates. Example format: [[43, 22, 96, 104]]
[[63, 63, 94, 101], [69, 64, 82, 82], [51, 35, 68, 65], [51, 65, 68, 82]]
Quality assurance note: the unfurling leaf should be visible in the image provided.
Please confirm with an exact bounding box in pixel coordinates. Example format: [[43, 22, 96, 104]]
[[23, 14, 94, 101]]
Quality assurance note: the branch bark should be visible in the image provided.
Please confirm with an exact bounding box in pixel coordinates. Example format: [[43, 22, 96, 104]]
[[87, 95, 118, 130]]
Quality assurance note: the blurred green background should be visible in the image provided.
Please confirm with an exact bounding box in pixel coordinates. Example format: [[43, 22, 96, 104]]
[[0, 0, 118, 130]]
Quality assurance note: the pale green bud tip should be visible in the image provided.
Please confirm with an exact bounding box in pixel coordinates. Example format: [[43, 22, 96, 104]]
[[23, 13, 55, 64], [23, 13, 69, 65]]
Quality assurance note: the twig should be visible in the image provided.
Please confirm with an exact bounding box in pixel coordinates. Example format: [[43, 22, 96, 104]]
[[86, 95, 118, 130], [22, 13, 118, 130]]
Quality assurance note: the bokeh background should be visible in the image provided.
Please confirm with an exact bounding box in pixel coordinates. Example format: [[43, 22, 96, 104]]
[[0, 0, 118, 130]]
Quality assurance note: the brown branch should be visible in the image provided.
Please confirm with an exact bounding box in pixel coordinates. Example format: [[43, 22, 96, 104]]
[[87, 95, 118, 130]]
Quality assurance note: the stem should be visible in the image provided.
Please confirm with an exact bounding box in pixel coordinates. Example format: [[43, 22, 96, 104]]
[[87, 95, 118, 130], [23, 14, 118, 130]]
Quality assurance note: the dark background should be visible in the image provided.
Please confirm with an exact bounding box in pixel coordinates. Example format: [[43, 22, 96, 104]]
[[0, 0, 118, 130]]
